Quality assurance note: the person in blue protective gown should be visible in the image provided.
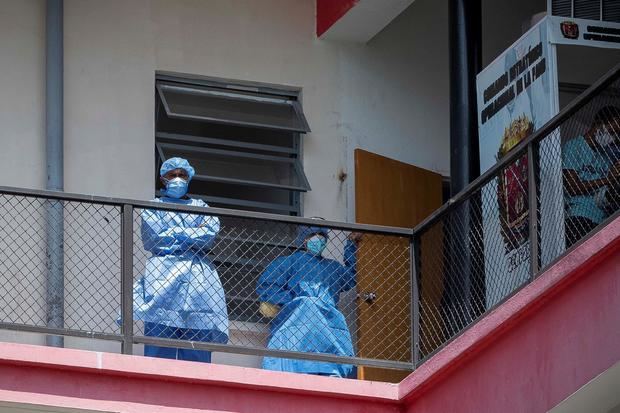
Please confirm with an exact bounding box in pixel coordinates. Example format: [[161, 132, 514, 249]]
[[256, 220, 361, 377], [133, 157, 228, 362]]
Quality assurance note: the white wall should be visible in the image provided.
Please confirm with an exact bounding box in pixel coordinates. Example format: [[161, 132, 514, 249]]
[[4, 0, 617, 217], [0, 0, 450, 220], [0, 0, 45, 190], [341, 0, 450, 220], [61, 0, 449, 222], [0, 0, 46, 347]]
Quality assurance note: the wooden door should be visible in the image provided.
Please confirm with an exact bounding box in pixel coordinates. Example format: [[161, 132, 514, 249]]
[[355, 149, 442, 383]]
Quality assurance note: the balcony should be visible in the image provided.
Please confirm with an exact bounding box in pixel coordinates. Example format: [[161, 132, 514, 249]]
[[0, 64, 617, 412]]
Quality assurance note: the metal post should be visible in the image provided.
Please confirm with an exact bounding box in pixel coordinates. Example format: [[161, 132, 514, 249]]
[[528, 143, 540, 278], [46, 0, 63, 193], [120, 204, 134, 355], [410, 234, 421, 368], [446, 0, 482, 340], [45, 199, 64, 347], [449, 0, 482, 193], [45, 0, 64, 348]]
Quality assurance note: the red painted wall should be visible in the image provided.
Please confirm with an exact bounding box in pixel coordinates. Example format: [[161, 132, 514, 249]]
[[0, 342, 399, 413], [316, 0, 359, 37], [401, 218, 620, 412], [0, 364, 400, 413]]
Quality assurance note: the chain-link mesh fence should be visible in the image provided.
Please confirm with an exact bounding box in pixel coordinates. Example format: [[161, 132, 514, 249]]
[[131, 206, 412, 370], [0, 190, 413, 371], [555, 85, 620, 254], [415, 69, 620, 361], [0, 195, 122, 336]]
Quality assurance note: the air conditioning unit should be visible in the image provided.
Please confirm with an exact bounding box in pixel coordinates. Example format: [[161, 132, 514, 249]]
[[549, 0, 620, 22]]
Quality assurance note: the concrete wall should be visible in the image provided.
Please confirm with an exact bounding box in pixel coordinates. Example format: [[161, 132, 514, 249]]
[[0, 0, 449, 366], [2, 0, 617, 215], [60, 0, 450, 223], [0, 0, 45, 190], [342, 0, 450, 220], [0, 342, 401, 413], [0, 1, 46, 348]]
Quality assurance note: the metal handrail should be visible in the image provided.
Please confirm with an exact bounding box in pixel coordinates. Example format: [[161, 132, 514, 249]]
[[0, 185, 412, 236], [407, 61, 620, 368]]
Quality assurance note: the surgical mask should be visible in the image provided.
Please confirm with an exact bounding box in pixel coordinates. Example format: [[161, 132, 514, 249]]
[[595, 126, 615, 147], [306, 235, 327, 256], [163, 177, 189, 199]]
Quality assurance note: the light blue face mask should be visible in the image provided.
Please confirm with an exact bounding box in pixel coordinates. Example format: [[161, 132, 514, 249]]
[[163, 177, 189, 199], [306, 235, 327, 256]]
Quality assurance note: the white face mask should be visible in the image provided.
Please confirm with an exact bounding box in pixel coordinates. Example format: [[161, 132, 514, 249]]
[[595, 125, 615, 147], [163, 177, 189, 198]]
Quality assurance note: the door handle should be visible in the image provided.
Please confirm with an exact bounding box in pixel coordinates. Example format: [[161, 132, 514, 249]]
[[357, 291, 377, 304]]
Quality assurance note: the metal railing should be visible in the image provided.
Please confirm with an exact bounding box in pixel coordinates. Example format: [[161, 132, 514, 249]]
[[0, 63, 618, 375], [0, 189, 413, 372], [412, 62, 620, 364]]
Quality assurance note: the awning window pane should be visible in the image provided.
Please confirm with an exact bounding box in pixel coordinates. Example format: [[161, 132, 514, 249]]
[[157, 83, 311, 133], [158, 143, 310, 191]]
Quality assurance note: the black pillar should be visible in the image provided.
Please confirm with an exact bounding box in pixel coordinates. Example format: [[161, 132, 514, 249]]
[[442, 0, 484, 340], [449, 0, 482, 194]]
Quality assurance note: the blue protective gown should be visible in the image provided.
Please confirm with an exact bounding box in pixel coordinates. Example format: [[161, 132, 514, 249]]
[[133, 197, 229, 351], [257, 241, 357, 377]]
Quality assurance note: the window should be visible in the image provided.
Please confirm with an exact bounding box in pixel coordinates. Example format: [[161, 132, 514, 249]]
[[155, 72, 310, 215], [157, 82, 310, 133], [154, 73, 311, 324]]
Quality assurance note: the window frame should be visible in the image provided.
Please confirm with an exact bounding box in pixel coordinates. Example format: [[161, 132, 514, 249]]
[[154, 72, 309, 216], [156, 82, 311, 133]]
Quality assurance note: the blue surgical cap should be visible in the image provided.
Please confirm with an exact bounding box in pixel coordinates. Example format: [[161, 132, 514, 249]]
[[160, 157, 195, 180], [295, 225, 329, 247]]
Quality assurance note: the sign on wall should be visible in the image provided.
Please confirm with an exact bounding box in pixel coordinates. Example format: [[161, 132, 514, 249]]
[[475, 9, 620, 308], [547, 15, 620, 49], [476, 17, 564, 307]]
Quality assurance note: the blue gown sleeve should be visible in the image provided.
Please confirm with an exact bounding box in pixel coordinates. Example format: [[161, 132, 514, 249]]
[[141, 199, 220, 254], [141, 208, 178, 254], [173, 215, 220, 251], [562, 138, 584, 173], [339, 240, 357, 292], [257, 256, 294, 306]]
